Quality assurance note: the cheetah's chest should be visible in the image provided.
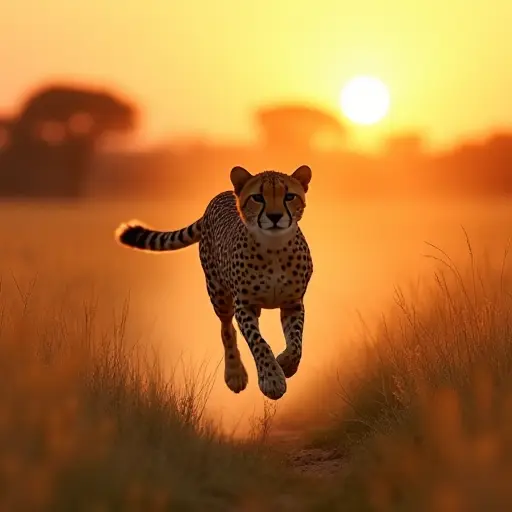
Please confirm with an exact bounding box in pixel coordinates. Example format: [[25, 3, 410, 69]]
[[238, 251, 309, 309]]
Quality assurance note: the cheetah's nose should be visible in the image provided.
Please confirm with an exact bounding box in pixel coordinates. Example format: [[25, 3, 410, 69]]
[[267, 213, 283, 225]]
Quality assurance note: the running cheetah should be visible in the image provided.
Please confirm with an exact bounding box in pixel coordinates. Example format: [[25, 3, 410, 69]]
[[115, 165, 313, 400]]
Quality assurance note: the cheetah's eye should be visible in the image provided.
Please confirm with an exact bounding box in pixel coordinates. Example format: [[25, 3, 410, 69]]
[[284, 193, 297, 201], [251, 194, 265, 203]]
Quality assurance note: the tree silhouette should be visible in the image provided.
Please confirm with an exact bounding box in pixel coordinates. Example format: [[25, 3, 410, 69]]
[[255, 103, 346, 153], [18, 85, 134, 139], [0, 83, 137, 198]]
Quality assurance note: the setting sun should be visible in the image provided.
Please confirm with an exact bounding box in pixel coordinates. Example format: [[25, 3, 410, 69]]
[[340, 76, 390, 126]]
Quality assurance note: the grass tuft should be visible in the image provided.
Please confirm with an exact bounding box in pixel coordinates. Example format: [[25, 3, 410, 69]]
[[0, 278, 308, 511], [310, 236, 512, 509]]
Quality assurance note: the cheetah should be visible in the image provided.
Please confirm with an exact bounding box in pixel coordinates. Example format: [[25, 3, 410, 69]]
[[115, 165, 313, 400]]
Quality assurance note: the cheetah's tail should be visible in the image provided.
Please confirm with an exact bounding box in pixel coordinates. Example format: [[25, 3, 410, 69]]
[[115, 218, 202, 252]]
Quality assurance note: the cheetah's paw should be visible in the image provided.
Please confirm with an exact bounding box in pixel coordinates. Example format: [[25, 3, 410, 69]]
[[276, 350, 301, 378], [225, 363, 249, 394], [258, 365, 287, 400]]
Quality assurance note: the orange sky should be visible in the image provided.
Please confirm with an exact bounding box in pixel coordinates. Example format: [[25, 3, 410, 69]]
[[1, 0, 511, 150]]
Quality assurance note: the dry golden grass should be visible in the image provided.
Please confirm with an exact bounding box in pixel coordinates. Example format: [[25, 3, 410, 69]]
[[7, 245, 512, 511], [0, 279, 318, 511], [5, 197, 512, 510], [307, 236, 512, 510]]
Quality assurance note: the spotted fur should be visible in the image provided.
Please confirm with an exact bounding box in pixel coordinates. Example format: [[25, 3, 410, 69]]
[[115, 165, 313, 400]]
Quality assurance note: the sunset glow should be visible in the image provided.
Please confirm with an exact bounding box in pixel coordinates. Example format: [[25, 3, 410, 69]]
[[1, 0, 511, 149]]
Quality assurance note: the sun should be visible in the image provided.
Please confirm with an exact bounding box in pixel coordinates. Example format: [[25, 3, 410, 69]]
[[340, 76, 390, 125]]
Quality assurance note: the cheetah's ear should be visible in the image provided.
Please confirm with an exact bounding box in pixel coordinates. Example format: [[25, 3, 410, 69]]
[[291, 165, 312, 193], [230, 166, 253, 196]]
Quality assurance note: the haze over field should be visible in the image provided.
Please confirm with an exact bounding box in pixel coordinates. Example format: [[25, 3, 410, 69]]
[[3, 196, 512, 433]]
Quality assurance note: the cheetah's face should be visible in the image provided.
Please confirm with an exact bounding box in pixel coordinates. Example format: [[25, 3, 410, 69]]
[[230, 166, 312, 238]]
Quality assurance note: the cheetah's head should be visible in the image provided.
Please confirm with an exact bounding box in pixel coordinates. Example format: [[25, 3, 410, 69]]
[[230, 165, 312, 239]]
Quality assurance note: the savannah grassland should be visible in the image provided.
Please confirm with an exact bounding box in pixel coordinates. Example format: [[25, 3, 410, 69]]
[[3, 192, 512, 511]]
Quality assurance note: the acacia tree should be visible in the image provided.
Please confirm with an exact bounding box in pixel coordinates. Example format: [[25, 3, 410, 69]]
[[0, 84, 137, 197], [255, 103, 346, 152]]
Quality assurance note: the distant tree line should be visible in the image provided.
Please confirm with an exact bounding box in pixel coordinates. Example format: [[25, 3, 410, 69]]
[[0, 87, 350, 198], [2, 81, 512, 200]]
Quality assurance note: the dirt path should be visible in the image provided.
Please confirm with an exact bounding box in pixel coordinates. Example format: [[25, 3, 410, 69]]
[[286, 447, 344, 478], [270, 429, 345, 479]]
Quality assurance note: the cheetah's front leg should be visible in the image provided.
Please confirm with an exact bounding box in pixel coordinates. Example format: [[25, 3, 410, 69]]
[[276, 301, 305, 378], [220, 317, 248, 394], [234, 306, 287, 400]]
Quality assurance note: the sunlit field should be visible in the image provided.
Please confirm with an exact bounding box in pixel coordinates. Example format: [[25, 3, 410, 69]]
[[3, 194, 512, 432], [3, 194, 512, 509]]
